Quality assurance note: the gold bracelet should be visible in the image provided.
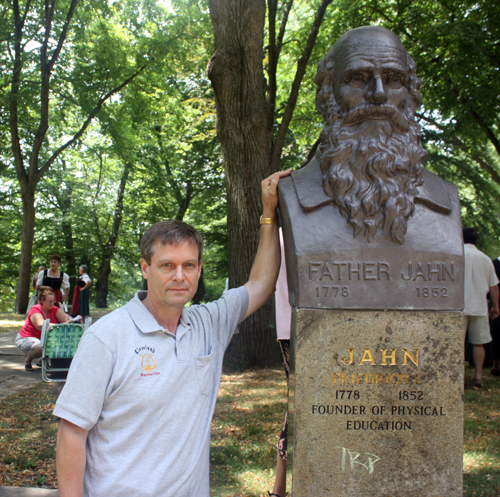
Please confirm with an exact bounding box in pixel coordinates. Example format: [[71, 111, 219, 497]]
[[260, 216, 278, 225]]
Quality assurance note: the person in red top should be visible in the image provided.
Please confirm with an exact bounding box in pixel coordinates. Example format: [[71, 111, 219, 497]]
[[16, 289, 70, 371]]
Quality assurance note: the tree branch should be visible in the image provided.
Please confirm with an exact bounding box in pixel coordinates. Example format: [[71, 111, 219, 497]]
[[31, 0, 77, 177], [468, 108, 500, 159], [417, 112, 500, 187], [107, 162, 133, 250], [37, 63, 149, 181], [276, 0, 294, 58], [267, 0, 278, 119], [267, 0, 294, 120], [10, 0, 27, 187], [47, 0, 80, 72], [270, 0, 333, 170]]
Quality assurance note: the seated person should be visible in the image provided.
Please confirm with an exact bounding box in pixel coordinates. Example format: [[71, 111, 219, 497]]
[[16, 289, 70, 371]]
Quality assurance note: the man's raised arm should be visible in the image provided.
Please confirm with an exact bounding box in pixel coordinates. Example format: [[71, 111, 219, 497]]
[[243, 169, 292, 320]]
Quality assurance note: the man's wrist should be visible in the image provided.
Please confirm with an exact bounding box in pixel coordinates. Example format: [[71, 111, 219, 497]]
[[261, 208, 277, 218]]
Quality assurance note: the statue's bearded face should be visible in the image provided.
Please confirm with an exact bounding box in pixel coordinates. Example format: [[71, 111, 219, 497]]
[[315, 30, 427, 245]]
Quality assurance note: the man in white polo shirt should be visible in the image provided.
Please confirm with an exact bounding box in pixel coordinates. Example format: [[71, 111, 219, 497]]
[[463, 227, 499, 387], [54, 169, 291, 497]]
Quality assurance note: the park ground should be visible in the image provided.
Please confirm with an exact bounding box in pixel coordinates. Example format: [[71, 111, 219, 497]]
[[0, 313, 499, 496]]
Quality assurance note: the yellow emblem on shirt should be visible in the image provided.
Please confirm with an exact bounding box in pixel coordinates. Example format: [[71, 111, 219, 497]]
[[139, 353, 156, 372]]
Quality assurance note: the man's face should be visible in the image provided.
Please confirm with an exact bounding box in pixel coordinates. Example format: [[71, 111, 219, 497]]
[[49, 259, 60, 270], [140, 241, 202, 311], [332, 37, 410, 117]]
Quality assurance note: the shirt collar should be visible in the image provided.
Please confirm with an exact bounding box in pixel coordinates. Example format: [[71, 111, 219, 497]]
[[127, 291, 192, 337]]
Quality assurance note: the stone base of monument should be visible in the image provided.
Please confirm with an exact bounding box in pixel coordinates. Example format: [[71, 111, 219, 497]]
[[289, 309, 465, 496]]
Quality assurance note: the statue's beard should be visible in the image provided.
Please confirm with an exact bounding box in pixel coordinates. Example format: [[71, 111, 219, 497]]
[[318, 102, 427, 244]]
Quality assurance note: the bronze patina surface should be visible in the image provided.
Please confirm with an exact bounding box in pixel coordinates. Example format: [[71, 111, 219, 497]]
[[278, 26, 463, 311], [279, 26, 465, 496]]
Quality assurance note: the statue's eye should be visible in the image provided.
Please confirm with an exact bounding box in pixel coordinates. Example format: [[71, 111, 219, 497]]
[[350, 72, 367, 83], [383, 71, 405, 87]]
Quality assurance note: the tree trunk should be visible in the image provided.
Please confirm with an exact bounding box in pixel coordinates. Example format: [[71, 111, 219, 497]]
[[208, 0, 280, 369], [93, 162, 133, 308], [60, 184, 77, 300], [95, 258, 111, 308], [15, 187, 36, 313]]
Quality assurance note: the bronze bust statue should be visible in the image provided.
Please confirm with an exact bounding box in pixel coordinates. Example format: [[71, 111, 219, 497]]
[[278, 26, 463, 310]]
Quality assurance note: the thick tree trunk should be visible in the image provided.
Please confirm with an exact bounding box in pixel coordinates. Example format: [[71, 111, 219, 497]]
[[208, 0, 280, 369], [15, 188, 36, 313]]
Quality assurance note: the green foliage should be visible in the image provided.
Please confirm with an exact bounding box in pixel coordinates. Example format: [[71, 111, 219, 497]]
[[0, 0, 227, 310]]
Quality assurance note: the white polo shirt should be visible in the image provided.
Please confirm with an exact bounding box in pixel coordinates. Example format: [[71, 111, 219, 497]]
[[54, 287, 249, 497], [464, 244, 499, 316]]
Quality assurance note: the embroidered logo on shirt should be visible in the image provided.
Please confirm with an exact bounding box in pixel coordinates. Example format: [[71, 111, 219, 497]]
[[135, 345, 159, 376], [140, 353, 156, 372]]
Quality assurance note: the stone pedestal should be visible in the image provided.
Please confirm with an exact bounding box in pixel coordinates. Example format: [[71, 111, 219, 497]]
[[289, 309, 465, 496]]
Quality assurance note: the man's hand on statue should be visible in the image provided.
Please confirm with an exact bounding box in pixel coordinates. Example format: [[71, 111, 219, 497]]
[[261, 168, 292, 217]]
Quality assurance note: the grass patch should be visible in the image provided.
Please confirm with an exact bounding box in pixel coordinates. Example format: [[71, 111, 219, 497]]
[[0, 313, 25, 334], [0, 382, 63, 488], [210, 368, 289, 496], [0, 366, 498, 494], [463, 365, 500, 496]]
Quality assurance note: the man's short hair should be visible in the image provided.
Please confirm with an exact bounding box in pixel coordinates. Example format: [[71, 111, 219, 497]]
[[140, 220, 204, 265], [50, 254, 61, 264], [463, 228, 478, 245], [80, 265, 88, 273]]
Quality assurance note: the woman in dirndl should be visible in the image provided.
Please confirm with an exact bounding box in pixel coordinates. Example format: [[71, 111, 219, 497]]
[[72, 265, 91, 318]]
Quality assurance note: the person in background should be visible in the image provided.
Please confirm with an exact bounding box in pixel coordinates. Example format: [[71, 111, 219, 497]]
[[33, 266, 45, 290], [269, 229, 291, 497], [27, 265, 44, 313], [463, 228, 500, 387], [37, 255, 70, 307], [16, 288, 70, 371], [490, 255, 500, 376], [71, 265, 91, 320]]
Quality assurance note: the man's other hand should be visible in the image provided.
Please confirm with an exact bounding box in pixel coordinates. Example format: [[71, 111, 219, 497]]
[[261, 168, 292, 218]]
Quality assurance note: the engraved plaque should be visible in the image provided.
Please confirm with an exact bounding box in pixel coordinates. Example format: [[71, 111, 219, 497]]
[[289, 310, 464, 496]]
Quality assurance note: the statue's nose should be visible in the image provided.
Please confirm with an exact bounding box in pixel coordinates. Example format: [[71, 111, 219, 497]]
[[366, 74, 387, 104]]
